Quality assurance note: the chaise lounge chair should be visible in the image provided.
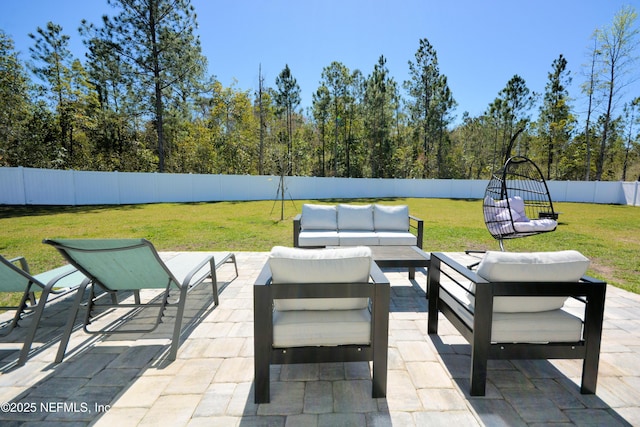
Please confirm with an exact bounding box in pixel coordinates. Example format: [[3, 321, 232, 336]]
[[43, 238, 238, 362], [0, 255, 87, 366], [254, 246, 390, 404]]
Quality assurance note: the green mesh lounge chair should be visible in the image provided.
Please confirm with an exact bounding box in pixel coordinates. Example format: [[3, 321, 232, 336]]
[[43, 238, 238, 362], [0, 255, 87, 366]]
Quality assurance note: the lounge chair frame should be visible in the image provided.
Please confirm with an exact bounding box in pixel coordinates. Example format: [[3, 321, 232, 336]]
[[43, 239, 237, 362], [253, 262, 390, 404], [427, 252, 607, 396], [0, 255, 86, 365]]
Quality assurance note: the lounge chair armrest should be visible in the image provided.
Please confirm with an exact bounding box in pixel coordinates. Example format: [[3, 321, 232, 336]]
[[9, 256, 29, 273], [180, 254, 216, 288]]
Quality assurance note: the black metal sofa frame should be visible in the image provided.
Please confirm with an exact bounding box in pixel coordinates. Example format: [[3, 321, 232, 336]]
[[293, 213, 424, 248], [427, 252, 607, 396], [253, 262, 390, 404]]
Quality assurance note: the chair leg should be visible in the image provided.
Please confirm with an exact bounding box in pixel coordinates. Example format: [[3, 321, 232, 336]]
[[470, 343, 489, 396], [209, 259, 219, 306], [581, 284, 606, 394], [168, 285, 189, 361], [253, 284, 271, 404], [372, 281, 390, 398], [55, 279, 91, 363], [17, 285, 52, 366]]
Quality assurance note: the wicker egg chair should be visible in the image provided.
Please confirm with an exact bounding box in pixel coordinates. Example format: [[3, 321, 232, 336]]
[[482, 156, 557, 251]]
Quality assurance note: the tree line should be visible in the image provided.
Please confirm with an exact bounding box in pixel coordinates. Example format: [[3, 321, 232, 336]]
[[1, 1, 638, 181]]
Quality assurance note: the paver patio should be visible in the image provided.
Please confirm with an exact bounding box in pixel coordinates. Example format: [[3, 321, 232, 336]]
[[0, 251, 638, 426]]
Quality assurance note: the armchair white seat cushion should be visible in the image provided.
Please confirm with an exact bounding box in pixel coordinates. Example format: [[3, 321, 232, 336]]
[[439, 285, 583, 342], [268, 246, 372, 311], [475, 250, 590, 313], [273, 308, 371, 347]]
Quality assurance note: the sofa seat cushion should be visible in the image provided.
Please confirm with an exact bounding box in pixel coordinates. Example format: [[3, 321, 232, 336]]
[[438, 279, 583, 343], [337, 204, 374, 231], [374, 204, 409, 231], [376, 231, 417, 246], [273, 308, 371, 347], [298, 231, 340, 247], [269, 246, 372, 311], [475, 250, 589, 313], [301, 204, 337, 230], [338, 231, 380, 246]]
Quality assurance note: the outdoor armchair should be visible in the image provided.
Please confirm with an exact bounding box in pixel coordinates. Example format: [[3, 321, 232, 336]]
[[43, 238, 237, 362], [253, 246, 390, 404], [428, 251, 606, 396], [0, 255, 87, 366]]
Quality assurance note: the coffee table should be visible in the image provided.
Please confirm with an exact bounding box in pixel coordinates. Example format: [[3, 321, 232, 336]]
[[367, 246, 430, 279]]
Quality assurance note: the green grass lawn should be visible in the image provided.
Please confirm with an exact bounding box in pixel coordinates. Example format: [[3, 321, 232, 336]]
[[1, 199, 638, 304]]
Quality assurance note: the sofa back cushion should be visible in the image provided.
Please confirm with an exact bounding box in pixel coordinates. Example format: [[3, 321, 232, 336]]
[[374, 204, 409, 231], [269, 246, 372, 311], [475, 250, 590, 313], [337, 204, 374, 231], [301, 204, 337, 230]]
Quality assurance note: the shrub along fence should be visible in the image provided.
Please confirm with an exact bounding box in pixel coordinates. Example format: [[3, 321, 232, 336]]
[[1, 167, 638, 206]]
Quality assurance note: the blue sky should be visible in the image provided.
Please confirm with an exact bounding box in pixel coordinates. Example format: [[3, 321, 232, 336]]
[[1, 0, 638, 121]]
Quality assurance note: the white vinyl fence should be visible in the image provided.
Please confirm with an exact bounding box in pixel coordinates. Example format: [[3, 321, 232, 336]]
[[1, 167, 638, 206]]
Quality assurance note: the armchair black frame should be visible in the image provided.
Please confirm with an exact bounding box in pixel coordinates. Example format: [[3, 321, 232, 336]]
[[253, 262, 390, 404], [427, 252, 607, 396]]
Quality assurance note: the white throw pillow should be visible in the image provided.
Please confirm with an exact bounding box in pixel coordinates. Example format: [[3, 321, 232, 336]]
[[475, 250, 590, 313], [495, 208, 520, 222], [373, 204, 409, 231], [300, 204, 337, 230], [337, 204, 374, 231], [269, 246, 372, 311], [509, 196, 526, 219]]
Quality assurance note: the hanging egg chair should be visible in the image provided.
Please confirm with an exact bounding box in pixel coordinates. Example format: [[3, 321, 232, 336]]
[[482, 156, 557, 251]]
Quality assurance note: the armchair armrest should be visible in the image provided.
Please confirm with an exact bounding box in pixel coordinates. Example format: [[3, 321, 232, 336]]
[[409, 214, 424, 248]]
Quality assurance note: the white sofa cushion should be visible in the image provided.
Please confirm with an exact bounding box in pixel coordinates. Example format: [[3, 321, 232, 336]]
[[301, 204, 337, 230], [376, 231, 417, 246], [475, 250, 590, 313], [337, 204, 374, 231], [269, 246, 372, 311], [272, 308, 371, 347], [298, 231, 340, 247], [338, 231, 380, 246], [374, 204, 409, 231]]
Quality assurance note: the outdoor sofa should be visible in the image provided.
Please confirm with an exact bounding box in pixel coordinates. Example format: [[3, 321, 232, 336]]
[[293, 203, 424, 248], [427, 250, 607, 396]]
